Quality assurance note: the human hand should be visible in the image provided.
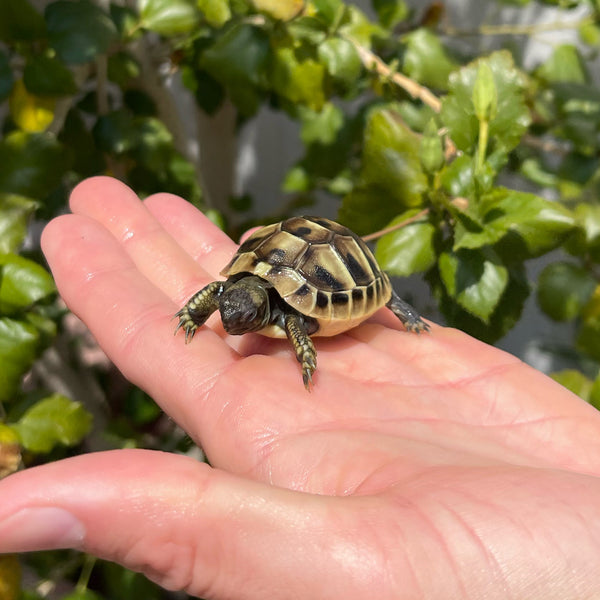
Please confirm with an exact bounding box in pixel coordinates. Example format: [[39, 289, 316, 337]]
[[1, 176, 600, 599]]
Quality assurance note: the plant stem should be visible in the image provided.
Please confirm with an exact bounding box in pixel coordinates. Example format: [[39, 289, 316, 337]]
[[76, 555, 96, 592], [476, 118, 489, 174]]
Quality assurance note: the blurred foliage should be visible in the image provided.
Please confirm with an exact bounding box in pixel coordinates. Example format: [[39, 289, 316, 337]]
[[2, 0, 600, 598]]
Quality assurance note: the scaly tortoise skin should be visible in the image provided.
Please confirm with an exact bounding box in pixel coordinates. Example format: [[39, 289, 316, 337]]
[[175, 216, 429, 390]]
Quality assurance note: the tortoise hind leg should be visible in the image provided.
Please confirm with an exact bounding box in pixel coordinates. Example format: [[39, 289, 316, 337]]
[[175, 281, 224, 343], [284, 313, 317, 391], [387, 289, 429, 333]]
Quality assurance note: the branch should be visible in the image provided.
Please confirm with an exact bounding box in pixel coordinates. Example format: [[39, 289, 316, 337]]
[[346, 36, 442, 113], [362, 208, 429, 242], [361, 197, 469, 242]]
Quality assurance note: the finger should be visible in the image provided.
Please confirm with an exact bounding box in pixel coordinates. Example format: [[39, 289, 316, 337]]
[[143, 192, 238, 277], [0, 450, 378, 598], [68, 176, 222, 304], [41, 213, 237, 432]]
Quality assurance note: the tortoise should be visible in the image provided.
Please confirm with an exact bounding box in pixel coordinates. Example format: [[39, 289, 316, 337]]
[[175, 216, 429, 390]]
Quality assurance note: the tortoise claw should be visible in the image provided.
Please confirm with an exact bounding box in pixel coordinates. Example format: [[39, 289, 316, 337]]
[[174, 282, 223, 345], [405, 318, 430, 334], [302, 354, 317, 391], [387, 290, 430, 335], [173, 308, 199, 344]]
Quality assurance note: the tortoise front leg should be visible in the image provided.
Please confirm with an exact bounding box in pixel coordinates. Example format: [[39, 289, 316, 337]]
[[386, 289, 430, 333], [174, 281, 224, 343], [284, 313, 317, 391]]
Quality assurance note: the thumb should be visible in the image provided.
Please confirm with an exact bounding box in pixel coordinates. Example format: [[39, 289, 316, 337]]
[[0, 449, 373, 599]]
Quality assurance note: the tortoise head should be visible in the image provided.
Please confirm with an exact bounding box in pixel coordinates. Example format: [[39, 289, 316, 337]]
[[219, 275, 271, 335]]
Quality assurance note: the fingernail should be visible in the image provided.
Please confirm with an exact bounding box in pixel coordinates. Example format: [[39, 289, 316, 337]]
[[0, 508, 85, 553]]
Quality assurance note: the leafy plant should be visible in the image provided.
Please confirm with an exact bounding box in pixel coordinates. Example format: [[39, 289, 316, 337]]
[[2, 0, 600, 597]]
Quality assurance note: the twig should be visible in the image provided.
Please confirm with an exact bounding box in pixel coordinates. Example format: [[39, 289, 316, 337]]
[[362, 209, 429, 242], [345, 36, 443, 113], [362, 197, 469, 242]]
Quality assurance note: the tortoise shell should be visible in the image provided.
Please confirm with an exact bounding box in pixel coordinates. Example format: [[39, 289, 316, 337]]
[[220, 216, 393, 337]]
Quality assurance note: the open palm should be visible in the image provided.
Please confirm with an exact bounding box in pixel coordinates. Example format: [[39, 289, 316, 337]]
[[1, 176, 600, 599]]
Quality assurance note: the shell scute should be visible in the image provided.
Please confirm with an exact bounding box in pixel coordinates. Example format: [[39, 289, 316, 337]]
[[282, 217, 334, 243], [331, 235, 378, 286], [300, 245, 355, 291]]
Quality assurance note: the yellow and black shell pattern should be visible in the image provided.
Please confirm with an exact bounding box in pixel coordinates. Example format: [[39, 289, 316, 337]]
[[220, 216, 393, 337]]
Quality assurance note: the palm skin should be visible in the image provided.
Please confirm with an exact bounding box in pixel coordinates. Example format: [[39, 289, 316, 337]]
[[1, 176, 600, 599]]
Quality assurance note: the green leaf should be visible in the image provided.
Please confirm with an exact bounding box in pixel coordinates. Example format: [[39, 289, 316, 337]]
[[317, 37, 362, 88], [312, 0, 342, 25], [438, 248, 508, 322], [551, 82, 600, 154], [430, 261, 528, 343], [270, 45, 326, 111], [92, 109, 138, 154], [24, 54, 77, 96], [0, 131, 69, 198], [11, 394, 92, 453], [551, 369, 593, 400], [58, 109, 106, 176], [0, 318, 39, 403], [536, 44, 588, 84], [590, 374, 600, 410], [204, 209, 226, 230], [375, 210, 437, 276], [45, 0, 118, 65], [579, 20, 600, 47], [252, 0, 304, 20], [440, 154, 477, 198], [361, 108, 427, 200], [519, 157, 560, 188], [9, 78, 55, 133], [537, 262, 596, 321], [456, 188, 574, 257], [197, 0, 231, 27], [110, 3, 141, 40], [568, 203, 600, 261], [282, 164, 311, 192], [0, 50, 14, 103], [577, 316, 600, 362], [0, 0, 46, 42], [201, 23, 269, 115], [402, 29, 458, 91], [139, 0, 201, 35], [0, 254, 56, 313], [340, 105, 427, 234], [131, 117, 174, 171], [338, 5, 384, 46], [372, 0, 409, 29], [299, 103, 344, 145], [25, 312, 57, 346], [183, 67, 225, 115], [419, 118, 444, 175], [472, 62, 498, 122], [440, 51, 530, 155], [0, 195, 37, 254], [107, 51, 141, 86]]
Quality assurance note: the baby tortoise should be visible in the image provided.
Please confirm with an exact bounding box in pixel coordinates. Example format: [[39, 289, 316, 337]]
[[175, 216, 429, 390]]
